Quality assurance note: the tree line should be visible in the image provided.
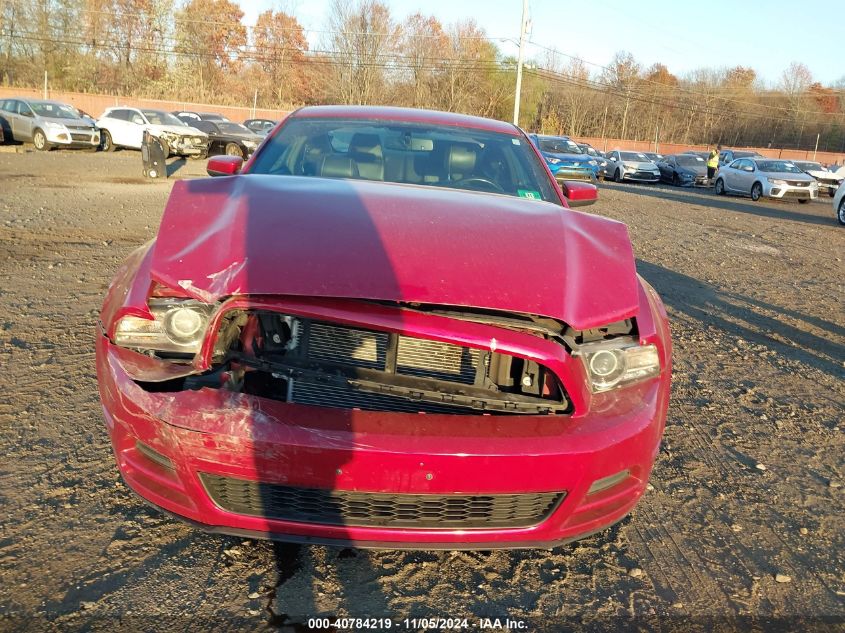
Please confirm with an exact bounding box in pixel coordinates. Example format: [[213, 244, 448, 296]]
[[2, 0, 844, 151]]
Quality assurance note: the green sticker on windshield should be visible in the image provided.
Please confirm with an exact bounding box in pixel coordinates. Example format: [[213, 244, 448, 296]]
[[518, 189, 541, 200]]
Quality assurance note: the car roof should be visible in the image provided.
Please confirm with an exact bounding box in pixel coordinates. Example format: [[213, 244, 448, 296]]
[[289, 105, 519, 136]]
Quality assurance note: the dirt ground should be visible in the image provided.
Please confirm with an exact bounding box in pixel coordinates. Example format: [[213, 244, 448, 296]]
[[0, 148, 843, 632]]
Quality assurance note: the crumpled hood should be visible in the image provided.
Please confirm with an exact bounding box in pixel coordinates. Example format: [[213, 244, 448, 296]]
[[150, 176, 639, 329], [807, 169, 842, 181]]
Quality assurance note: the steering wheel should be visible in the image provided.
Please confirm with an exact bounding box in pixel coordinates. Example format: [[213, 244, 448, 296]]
[[456, 177, 506, 193]]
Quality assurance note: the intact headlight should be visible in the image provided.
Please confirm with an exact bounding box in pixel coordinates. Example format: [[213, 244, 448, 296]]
[[243, 140, 258, 148], [44, 121, 68, 132], [768, 178, 786, 185], [546, 157, 561, 165], [193, 136, 204, 143], [588, 160, 597, 166], [113, 299, 216, 354], [575, 340, 660, 392]]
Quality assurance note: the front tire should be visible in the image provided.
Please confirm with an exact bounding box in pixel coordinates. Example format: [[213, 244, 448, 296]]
[[32, 128, 50, 151], [672, 173, 679, 186], [225, 142, 243, 158], [101, 130, 116, 152], [829, 189, 836, 198], [614, 168, 622, 183], [837, 197, 845, 226], [714, 178, 725, 195], [750, 182, 762, 201]]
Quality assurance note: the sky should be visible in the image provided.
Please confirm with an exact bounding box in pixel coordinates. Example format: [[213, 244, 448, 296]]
[[236, 0, 841, 86]]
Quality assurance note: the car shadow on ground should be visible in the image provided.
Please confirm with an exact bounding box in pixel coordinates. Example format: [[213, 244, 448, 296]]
[[606, 182, 835, 227], [165, 157, 187, 178], [637, 259, 844, 380]]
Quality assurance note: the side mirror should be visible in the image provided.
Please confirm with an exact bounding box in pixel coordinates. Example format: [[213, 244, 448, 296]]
[[207, 155, 243, 177], [560, 181, 598, 208], [22, 110, 34, 118]]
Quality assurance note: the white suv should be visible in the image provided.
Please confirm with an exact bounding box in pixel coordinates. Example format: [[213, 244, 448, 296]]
[[96, 107, 208, 157]]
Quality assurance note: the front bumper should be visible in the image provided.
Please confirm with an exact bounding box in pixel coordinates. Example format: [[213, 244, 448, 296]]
[[764, 183, 818, 200], [552, 167, 598, 184], [46, 127, 100, 147], [622, 170, 660, 183], [96, 332, 670, 549]]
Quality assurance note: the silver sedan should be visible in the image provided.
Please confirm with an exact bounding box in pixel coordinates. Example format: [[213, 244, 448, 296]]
[[714, 158, 818, 203]]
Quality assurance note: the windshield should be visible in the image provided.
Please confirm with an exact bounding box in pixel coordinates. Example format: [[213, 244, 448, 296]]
[[676, 155, 704, 166], [794, 161, 824, 172], [620, 151, 648, 161], [757, 161, 803, 174], [217, 122, 253, 135], [538, 137, 581, 154], [142, 110, 185, 126], [30, 102, 79, 119], [249, 118, 562, 205]]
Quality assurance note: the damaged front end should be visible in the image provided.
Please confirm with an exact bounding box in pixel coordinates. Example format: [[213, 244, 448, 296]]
[[152, 130, 208, 157], [108, 295, 598, 417]]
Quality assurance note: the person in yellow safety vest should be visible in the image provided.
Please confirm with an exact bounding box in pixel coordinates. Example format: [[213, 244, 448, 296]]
[[707, 146, 720, 182]]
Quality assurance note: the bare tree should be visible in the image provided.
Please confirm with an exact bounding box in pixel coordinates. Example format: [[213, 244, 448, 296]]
[[325, 0, 397, 105]]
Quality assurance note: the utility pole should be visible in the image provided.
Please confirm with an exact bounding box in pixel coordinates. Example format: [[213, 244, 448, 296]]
[[43, 71, 47, 98], [512, 0, 529, 126], [812, 132, 820, 160]]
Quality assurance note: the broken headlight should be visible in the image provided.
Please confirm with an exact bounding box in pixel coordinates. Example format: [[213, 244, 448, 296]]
[[575, 339, 660, 392], [113, 299, 216, 354]]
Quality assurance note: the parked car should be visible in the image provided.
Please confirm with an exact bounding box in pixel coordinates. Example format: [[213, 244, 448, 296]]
[[187, 120, 262, 158], [657, 154, 708, 187], [96, 105, 671, 549], [528, 134, 600, 183], [0, 98, 100, 151], [97, 107, 208, 157], [576, 142, 609, 174], [173, 111, 229, 123], [718, 149, 762, 167], [243, 118, 279, 136], [792, 160, 843, 197], [833, 181, 845, 225], [643, 152, 664, 163], [604, 150, 661, 183], [714, 158, 818, 203]]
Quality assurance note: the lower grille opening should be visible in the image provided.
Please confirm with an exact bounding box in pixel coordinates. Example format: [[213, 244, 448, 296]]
[[201, 473, 566, 529]]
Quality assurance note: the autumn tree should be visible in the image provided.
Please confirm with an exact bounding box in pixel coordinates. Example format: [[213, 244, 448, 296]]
[[252, 9, 308, 106], [397, 12, 448, 107], [173, 0, 247, 99]]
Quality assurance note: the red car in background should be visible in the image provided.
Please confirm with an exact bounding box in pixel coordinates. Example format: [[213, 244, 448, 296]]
[[96, 106, 671, 548]]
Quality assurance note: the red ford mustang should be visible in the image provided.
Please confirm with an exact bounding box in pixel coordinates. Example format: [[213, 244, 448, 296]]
[[96, 106, 671, 549]]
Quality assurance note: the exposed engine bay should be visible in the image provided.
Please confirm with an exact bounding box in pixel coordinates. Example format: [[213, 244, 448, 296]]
[[194, 310, 574, 415]]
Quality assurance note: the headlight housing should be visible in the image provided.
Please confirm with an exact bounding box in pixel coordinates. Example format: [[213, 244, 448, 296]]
[[113, 299, 216, 355], [44, 121, 67, 132], [768, 178, 786, 185], [588, 160, 597, 166], [546, 157, 561, 165], [575, 340, 660, 392]]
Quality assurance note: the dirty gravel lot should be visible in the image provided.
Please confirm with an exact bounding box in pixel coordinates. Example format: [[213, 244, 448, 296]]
[[0, 149, 843, 632]]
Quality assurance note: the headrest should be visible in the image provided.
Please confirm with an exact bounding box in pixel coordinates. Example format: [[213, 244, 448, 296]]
[[320, 155, 359, 179], [349, 133, 382, 158], [447, 144, 477, 179]]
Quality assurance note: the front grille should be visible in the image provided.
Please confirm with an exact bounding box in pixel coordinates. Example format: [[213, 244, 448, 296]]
[[200, 473, 566, 529], [782, 190, 811, 199], [786, 180, 809, 187], [396, 336, 481, 384], [70, 133, 92, 141]]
